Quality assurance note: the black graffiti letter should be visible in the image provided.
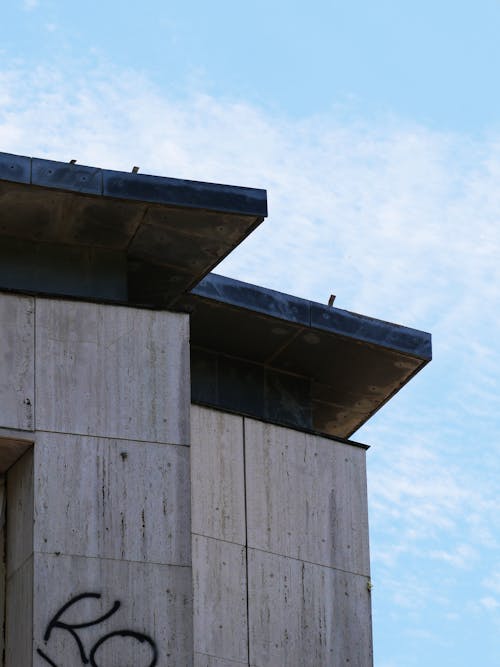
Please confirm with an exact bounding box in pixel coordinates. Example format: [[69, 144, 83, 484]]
[[89, 630, 158, 667], [36, 648, 59, 667], [43, 593, 121, 664]]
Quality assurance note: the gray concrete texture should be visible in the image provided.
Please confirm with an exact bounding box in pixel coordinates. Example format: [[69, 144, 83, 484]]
[[191, 405, 373, 667], [193, 535, 248, 663], [245, 418, 370, 575], [0, 291, 373, 666], [194, 654, 248, 666], [0, 293, 34, 431], [248, 549, 372, 667], [5, 556, 33, 667], [35, 298, 190, 443], [0, 293, 192, 667], [34, 432, 191, 565], [5, 452, 34, 667], [33, 553, 192, 666], [191, 407, 246, 545]]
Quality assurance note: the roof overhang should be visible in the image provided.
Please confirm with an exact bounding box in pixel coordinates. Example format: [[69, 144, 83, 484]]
[[0, 151, 432, 440], [182, 273, 432, 438], [0, 152, 267, 306]]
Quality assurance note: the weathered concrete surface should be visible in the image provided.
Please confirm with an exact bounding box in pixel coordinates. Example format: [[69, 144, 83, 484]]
[[195, 654, 249, 666], [191, 408, 373, 667], [248, 549, 373, 667], [191, 407, 250, 665], [0, 293, 34, 431], [193, 534, 248, 663], [33, 553, 192, 667], [5, 556, 33, 667], [34, 432, 190, 564], [245, 418, 370, 575], [1, 438, 33, 665], [6, 449, 33, 577], [191, 406, 245, 544], [2, 289, 373, 666], [3, 432, 193, 666], [35, 299, 190, 443], [2, 295, 193, 665]]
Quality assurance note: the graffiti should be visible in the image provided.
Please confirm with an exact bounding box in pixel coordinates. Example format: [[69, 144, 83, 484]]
[[36, 592, 158, 667]]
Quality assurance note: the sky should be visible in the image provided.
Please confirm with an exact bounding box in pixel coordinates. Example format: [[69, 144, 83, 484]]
[[1, 1, 500, 665]]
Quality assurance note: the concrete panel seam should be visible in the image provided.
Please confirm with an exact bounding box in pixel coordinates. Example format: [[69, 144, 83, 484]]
[[242, 417, 250, 667], [5, 552, 33, 583], [0, 429, 34, 441], [34, 296, 37, 432], [34, 429, 190, 448], [195, 650, 249, 665], [247, 545, 371, 579], [243, 413, 370, 450], [124, 202, 150, 253], [32, 551, 193, 568], [191, 531, 245, 548]]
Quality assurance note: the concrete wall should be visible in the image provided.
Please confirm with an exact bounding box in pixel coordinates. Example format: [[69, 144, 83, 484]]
[[0, 292, 192, 667], [191, 405, 373, 667], [1, 290, 373, 666]]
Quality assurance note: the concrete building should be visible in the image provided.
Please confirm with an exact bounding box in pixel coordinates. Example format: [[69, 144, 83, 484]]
[[0, 152, 431, 667]]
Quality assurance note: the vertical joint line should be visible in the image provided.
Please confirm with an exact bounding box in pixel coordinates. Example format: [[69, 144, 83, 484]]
[[242, 417, 250, 666], [31, 297, 36, 650], [33, 297, 36, 432]]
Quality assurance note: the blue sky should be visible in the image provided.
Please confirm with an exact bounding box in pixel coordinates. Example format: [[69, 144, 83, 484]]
[[2, 2, 500, 665], [4, 0, 500, 131]]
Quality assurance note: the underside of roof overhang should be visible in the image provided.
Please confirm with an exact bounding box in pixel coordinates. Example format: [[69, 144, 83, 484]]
[[0, 151, 432, 440], [181, 273, 432, 439], [0, 152, 267, 306]]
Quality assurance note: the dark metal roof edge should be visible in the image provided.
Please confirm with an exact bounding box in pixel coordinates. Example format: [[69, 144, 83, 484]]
[[0, 151, 268, 217], [191, 273, 432, 361], [192, 400, 370, 450]]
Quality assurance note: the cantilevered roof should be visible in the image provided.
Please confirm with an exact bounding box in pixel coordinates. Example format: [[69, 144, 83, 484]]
[[0, 152, 267, 306], [182, 273, 432, 439], [0, 151, 431, 439]]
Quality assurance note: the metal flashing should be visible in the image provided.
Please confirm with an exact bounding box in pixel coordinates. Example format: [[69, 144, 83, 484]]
[[184, 273, 432, 438], [102, 169, 267, 217], [192, 273, 432, 360], [0, 152, 267, 306], [32, 158, 102, 195], [0, 151, 431, 439], [0, 152, 31, 184]]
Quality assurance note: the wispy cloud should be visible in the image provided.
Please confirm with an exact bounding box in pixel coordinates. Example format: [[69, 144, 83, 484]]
[[482, 568, 500, 595], [430, 544, 479, 570], [22, 0, 39, 10], [479, 596, 500, 611]]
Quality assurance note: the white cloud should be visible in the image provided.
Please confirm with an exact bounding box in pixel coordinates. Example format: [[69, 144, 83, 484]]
[[445, 612, 460, 621], [430, 544, 479, 570], [482, 568, 500, 595], [22, 0, 39, 10], [479, 596, 500, 611]]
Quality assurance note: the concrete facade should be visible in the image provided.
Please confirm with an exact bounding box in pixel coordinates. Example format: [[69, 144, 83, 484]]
[[0, 293, 192, 667], [0, 301, 373, 666], [191, 405, 373, 667]]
